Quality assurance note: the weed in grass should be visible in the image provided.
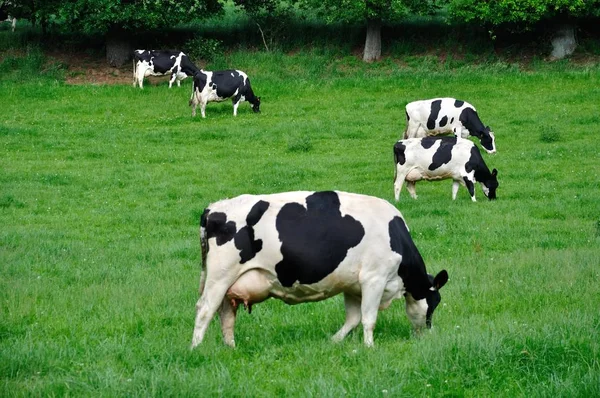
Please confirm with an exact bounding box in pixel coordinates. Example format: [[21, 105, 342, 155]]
[[286, 134, 313, 153], [539, 125, 561, 143], [0, 194, 25, 209]]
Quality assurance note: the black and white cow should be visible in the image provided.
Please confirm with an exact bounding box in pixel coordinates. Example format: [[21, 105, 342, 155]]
[[132, 50, 200, 89], [189, 69, 261, 118], [0, 2, 16, 32], [404, 98, 496, 154], [394, 136, 498, 202], [191, 190, 448, 348]]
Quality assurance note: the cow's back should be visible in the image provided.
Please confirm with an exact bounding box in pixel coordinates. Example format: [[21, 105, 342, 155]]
[[203, 191, 406, 290]]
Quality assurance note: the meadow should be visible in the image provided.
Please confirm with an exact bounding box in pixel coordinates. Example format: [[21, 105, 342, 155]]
[[1, 44, 600, 396]]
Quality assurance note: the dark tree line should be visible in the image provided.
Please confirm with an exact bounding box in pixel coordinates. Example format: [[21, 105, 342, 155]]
[[4, 0, 599, 65]]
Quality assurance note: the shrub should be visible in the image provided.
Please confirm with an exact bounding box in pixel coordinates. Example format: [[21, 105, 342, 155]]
[[184, 36, 222, 63]]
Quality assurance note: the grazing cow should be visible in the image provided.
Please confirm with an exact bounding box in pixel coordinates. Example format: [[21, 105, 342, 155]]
[[189, 69, 261, 118], [132, 50, 200, 89], [404, 98, 496, 154], [191, 190, 448, 348], [394, 136, 498, 202]]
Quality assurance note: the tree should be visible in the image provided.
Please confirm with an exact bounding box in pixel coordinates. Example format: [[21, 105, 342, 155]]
[[297, 0, 441, 62], [447, 0, 600, 58], [53, 0, 222, 67]]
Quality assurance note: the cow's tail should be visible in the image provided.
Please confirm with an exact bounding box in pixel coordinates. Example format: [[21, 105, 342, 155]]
[[198, 208, 210, 294]]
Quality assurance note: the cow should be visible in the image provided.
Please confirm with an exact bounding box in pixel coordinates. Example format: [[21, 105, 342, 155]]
[[0, 2, 16, 32], [132, 50, 200, 89], [394, 136, 499, 202], [404, 98, 496, 154], [189, 69, 261, 118], [191, 190, 448, 348]]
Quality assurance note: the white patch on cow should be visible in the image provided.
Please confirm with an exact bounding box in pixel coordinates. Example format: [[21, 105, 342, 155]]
[[405, 294, 428, 330]]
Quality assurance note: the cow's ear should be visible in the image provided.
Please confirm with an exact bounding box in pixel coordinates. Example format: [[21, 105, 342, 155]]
[[492, 168, 498, 177], [433, 270, 448, 290]]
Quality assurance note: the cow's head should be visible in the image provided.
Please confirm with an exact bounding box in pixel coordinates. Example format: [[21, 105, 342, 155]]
[[480, 127, 496, 154], [481, 168, 499, 200], [252, 97, 261, 113], [405, 270, 448, 331]]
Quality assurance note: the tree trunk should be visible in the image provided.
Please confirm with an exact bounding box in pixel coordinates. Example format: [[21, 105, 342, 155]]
[[106, 27, 131, 67], [363, 19, 382, 62], [550, 24, 577, 59]]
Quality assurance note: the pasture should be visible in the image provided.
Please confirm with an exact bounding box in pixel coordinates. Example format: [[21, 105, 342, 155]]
[[1, 50, 599, 396]]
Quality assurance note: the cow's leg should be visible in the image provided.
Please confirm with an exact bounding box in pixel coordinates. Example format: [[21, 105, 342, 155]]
[[359, 279, 386, 347], [168, 73, 176, 88], [463, 177, 476, 202], [136, 67, 145, 89], [232, 94, 242, 116], [452, 180, 460, 200], [219, 298, 238, 347], [332, 293, 361, 343], [190, 91, 198, 117], [191, 277, 234, 348], [393, 167, 407, 202], [405, 120, 421, 139], [201, 100, 207, 119], [132, 61, 137, 87], [406, 181, 418, 199]]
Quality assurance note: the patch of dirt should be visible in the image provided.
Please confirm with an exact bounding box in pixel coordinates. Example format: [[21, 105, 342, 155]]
[[48, 52, 179, 86]]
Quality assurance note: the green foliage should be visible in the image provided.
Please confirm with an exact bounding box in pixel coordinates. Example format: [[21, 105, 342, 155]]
[[298, 0, 408, 24], [184, 35, 222, 62], [448, 0, 600, 28], [53, 0, 223, 35]]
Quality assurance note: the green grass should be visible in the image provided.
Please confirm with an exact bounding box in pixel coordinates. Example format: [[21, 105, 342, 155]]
[[1, 50, 599, 396]]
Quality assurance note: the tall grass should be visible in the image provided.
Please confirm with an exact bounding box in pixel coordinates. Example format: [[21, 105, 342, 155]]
[[1, 45, 599, 396]]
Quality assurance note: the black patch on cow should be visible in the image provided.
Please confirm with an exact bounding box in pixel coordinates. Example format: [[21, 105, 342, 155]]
[[149, 52, 179, 74], [426, 100, 442, 130], [205, 212, 237, 246], [450, 117, 454, 124], [439, 115, 448, 127], [200, 207, 210, 229], [420, 136, 437, 149], [454, 99, 464, 108], [394, 142, 407, 165], [405, 110, 410, 123], [428, 137, 457, 170], [465, 146, 498, 199], [274, 191, 365, 287], [389, 216, 430, 300], [463, 177, 475, 198], [458, 107, 486, 138], [234, 200, 270, 263]]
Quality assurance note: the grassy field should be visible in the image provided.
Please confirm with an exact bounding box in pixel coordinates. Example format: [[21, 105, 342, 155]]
[[1, 48, 599, 396]]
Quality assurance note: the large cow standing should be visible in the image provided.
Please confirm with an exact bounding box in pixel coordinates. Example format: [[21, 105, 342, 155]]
[[132, 50, 200, 89], [404, 98, 497, 154], [189, 69, 261, 118], [394, 136, 498, 202], [191, 190, 448, 348]]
